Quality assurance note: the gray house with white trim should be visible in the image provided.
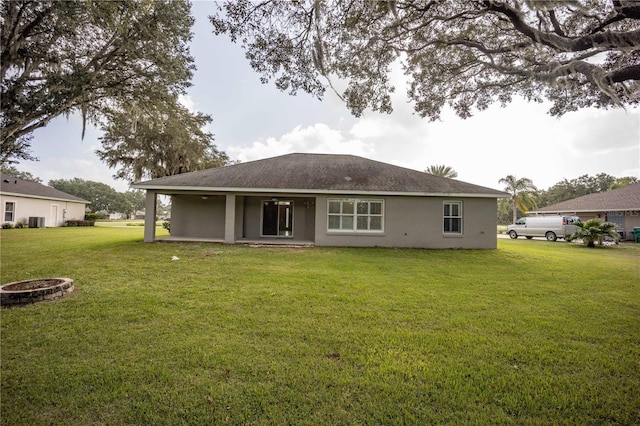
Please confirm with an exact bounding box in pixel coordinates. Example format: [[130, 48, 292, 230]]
[[133, 153, 508, 249]]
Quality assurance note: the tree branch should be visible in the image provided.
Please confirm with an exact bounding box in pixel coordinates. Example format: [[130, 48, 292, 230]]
[[607, 64, 640, 83], [484, 1, 640, 52], [548, 10, 565, 37]]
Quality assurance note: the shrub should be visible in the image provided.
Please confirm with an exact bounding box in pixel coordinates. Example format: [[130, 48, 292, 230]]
[[1, 222, 14, 229], [14, 220, 28, 229], [85, 212, 108, 221], [65, 220, 95, 227], [571, 219, 619, 247], [162, 220, 171, 232]]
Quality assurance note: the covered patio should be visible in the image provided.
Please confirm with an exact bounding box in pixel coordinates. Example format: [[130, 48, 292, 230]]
[[143, 190, 316, 245]]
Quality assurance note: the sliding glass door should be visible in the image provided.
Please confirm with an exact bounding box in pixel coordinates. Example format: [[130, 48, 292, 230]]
[[262, 200, 293, 237]]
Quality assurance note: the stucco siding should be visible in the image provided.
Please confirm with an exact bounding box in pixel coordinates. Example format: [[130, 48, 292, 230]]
[[159, 192, 498, 248], [242, 197, 262, 239], [314, 195, 497, 249], [234, 196, 244, 240], [1, 194, 86, 226], [170, 195, 225, 239]]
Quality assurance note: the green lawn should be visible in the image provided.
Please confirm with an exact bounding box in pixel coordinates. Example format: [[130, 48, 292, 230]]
[[1, 227, 639, 425]]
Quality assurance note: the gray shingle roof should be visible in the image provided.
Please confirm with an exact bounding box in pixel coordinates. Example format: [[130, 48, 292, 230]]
[[534, 182, 640, 213], [0, 173, 89, 203], [134, 153, 507, 197]]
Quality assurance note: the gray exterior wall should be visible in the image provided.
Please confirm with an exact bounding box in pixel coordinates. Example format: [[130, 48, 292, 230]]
[[169, 194, 316, 242], [166, 192, 497, 248], [241, 196, 262, 239], [314, 195, 498, 249], [171, 195, 226, 239]]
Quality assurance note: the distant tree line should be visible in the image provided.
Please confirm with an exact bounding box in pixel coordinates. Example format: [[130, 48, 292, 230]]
[[47, 178, 146, 218], [537, 174, 637, 207]]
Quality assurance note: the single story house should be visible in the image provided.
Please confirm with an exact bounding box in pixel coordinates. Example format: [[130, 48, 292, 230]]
[[531, 182, 640, 241], [132, 153, 508, 249], [1, 173, 89, 227]]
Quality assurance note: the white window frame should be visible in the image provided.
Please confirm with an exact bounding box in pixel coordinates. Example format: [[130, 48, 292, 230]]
[[4, 201, 15, 222], [443, 200, 463, 234], [327, 198, 384, 233]]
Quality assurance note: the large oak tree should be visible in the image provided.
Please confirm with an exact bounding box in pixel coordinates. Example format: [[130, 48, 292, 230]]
[[97, 96, 230, 182], [1, 0, 195, 163], [211, 0, 640, 119]]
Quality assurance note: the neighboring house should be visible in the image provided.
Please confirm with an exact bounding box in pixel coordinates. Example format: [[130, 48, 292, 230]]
[[0, 173, 89, 227], [531, 182, 640, 241], [132, 153, 508, 249], [108, 212, 128, 220]]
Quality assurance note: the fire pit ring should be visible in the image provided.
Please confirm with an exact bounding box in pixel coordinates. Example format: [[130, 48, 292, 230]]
[[1, 278, 74, 307]]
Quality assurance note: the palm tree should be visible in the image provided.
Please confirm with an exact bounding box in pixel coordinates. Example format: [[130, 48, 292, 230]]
[[571, 219, 619, 247], [499, 175, 539, 224], [425, 165, 458, 178]]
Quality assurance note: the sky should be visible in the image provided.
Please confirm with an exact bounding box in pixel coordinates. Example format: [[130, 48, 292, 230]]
[[16, 1, 640, 193]]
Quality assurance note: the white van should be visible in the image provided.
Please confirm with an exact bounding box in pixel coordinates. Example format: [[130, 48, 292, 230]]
[[507, 216, 580, 241]]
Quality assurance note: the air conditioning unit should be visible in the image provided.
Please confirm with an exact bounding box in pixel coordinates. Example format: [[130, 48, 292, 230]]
[[28, 217, 46, 228]]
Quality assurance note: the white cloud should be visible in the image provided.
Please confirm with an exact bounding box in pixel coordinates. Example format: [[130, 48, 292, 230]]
[[228, 123, 375, 162], [226, 98, 639, 192], [565, 107, 640, 153]]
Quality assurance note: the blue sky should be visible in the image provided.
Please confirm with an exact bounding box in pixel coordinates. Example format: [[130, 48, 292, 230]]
[[18, 1, 640, 193]]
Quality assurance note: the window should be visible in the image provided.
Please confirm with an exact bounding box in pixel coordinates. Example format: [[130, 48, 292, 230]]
[[4, 202, 15, 222], [328, 199, 383, 232], [443, 201, 462, 234], [606, 212, 624, 227]]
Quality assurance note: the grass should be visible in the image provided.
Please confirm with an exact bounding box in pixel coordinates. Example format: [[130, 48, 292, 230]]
[[94, 220, 163, 227], [1, 227, 639, 425]]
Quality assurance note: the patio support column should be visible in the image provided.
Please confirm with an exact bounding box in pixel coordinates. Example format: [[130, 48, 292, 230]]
[[225, 194, 236, 243], [144, 190, 157, 242]]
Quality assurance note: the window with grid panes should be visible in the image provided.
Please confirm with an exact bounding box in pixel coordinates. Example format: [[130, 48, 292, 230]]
[[4, 202, 15, 222], [328, 199, 383, 232], [443, 201, 462, 234]]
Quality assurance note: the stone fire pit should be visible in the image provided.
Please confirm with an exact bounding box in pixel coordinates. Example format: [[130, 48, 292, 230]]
[[1, 278, 74, 307]]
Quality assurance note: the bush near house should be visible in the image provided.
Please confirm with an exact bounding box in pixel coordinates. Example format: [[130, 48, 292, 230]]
[[571, 219, 620, 247], [1, 228, 638, 425], [85, 212, 108, 221], [64, 220, 95, 227]]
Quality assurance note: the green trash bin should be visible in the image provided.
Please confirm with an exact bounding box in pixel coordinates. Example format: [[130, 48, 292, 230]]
[[633, 227, 640, 243]]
